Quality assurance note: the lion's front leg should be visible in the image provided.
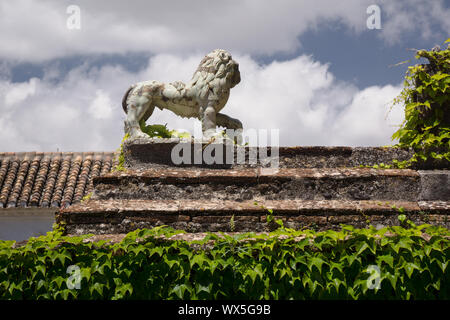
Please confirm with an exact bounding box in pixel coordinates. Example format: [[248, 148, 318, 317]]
[[216, 112, 243, 145], [200, 102, 218, 141]]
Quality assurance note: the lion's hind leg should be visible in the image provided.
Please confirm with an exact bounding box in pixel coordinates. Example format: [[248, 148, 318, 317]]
[[124, 98, 154, 139]]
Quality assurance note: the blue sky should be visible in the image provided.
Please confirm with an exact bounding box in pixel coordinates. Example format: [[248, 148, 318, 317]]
[[0, 0, 449, 151]]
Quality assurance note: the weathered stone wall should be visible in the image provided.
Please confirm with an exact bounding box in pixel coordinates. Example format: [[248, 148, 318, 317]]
[[58, 141, 450, 235]]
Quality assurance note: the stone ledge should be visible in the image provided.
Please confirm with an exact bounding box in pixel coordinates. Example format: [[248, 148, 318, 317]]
[[98, 167, 419, 181], [58, 198, 450, 235], [61, 199, 441, 215], [63, 210, 449, 236], [92, 167, 421, 202], [93, 168, 448, 202], [123, 140, 449, 169], [58, 199, 449, 225]]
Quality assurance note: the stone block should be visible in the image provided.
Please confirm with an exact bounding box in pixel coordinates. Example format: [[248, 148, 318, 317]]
[[419, 170, 450, 200]]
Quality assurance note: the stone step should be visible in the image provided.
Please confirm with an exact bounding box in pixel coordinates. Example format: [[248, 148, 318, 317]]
[[93, 168, 421, 201], [58, 199, 450, 235], [124, 139, 449, 169]]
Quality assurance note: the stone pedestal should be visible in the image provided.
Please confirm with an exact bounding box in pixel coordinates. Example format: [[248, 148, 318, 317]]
[[124, 138, 419, 169]]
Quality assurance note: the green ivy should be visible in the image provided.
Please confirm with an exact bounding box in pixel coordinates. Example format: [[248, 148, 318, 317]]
[[80, 192, 92, 203], [139, 121, 191, 139], [112, 133, 130, 172], [391, 39, 450, 168], [1, 224, 448, 300], [112, 123, 191, 172]]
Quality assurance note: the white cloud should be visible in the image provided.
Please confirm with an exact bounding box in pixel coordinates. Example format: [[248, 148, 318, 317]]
[[1, 0, 448, 63], [0, 53, 404, 151], [330, 85, 404, 146], [379, 0, 450, 45], [88, 90, 114, 120], [4, 78, 37, 107]]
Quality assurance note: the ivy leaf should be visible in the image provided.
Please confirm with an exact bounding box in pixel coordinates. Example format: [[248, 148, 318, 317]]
[[353, 278, 369, 295], [432, 258, 448, 274], [56, 289, 69, 300], [383, 272, 398, 290], [244, 269, 258, 285], [90, 283, 105, 296], [114, 283, 133, 298], [329, 278, 345, 293], [80, 267, 92, 282], [170, 284, 189, 299], [54, 251, 72, 266], [304, 279, 322, 296], [51, 276, 66, 289], [376, 255, 394, 268], [432, 73, 449, 81], [356, 242, 376, 255], [431, 279, 441, 291], [251, 264, 264, 282], [403, 262, 420, 278], [190, 254, 207, 268], [150, 247, 164, 259], [329, 262, 344, 275], [121, 268, 132, 279], [34, 265, 46, 278], [36, 279, 46, 291], [392, 238, 413, 254], [342, 254, 361, 267], [113, 277, 123, 287], [196, 283, 212, 295], [307, 256, 326, 273]]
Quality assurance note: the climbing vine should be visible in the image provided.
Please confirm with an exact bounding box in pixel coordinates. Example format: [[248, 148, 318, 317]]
[[391, 39, 450, 168], [112, 133, 130, 172]]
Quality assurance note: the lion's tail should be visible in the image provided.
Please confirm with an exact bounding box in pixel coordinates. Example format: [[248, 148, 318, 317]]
[[122, 85, 135, 113]]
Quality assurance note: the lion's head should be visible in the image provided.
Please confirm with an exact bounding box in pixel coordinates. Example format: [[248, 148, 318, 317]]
[[189, 49, 240, 100]]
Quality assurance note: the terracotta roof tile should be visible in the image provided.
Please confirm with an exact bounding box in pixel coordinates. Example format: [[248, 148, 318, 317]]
[[40, 155, 61, 207], [29, 155, 50, 207], [0, 157, 11, 194], [7, 154, 32, 208], [51, 154, 71, 207], [72, 156, 92, 204], [61, 155, 83, 208], [0, 156, 20, 207], [0, 152, 115, 208], [18, 154, 41, 207], [85, 155, 103, 195]]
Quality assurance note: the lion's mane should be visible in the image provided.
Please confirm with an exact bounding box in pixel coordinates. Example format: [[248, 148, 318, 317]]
[[187, 49, 240, 101]]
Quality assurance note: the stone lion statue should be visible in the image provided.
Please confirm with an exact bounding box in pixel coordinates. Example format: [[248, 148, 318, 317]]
[[122, 49, 242, 142]]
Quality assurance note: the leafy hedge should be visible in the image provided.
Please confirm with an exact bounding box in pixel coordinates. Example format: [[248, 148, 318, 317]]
[[391, 39, 450, 167], [0, 224, 449, 300]]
